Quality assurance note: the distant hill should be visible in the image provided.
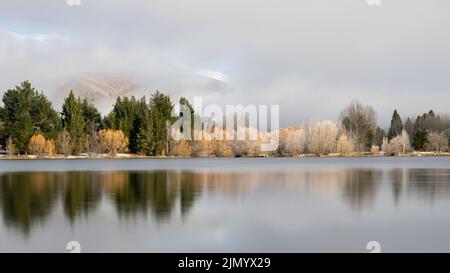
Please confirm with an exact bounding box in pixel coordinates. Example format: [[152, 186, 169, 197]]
[[53, 74, 149, 115]]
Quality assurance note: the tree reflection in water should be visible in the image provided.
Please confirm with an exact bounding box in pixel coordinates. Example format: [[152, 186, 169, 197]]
[[0, 173, 58, 235], [1, 168, 450, 236], [0, 171, 205, 234]]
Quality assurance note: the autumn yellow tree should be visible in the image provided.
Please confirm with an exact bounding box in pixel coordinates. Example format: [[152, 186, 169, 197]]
[[212, 140, 233, 157], [170, 139, 192, 156], [45, 139, 56, 156], [99, 129, 128, 155], [28, 134, 47, 156]]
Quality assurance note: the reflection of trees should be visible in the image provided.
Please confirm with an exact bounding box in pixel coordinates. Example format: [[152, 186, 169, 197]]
[[62, 172, 101, 223], [113, 172, 177, 219], [340, 169, 381, 211], [4, 167, 450, 237], [390, 169, 407, 204], [111, 172, 202, 221], [173, 172, 200, 215], [0, 170, 206, 235], [0, 173, 58, 235], [405, 169, 450, 202]]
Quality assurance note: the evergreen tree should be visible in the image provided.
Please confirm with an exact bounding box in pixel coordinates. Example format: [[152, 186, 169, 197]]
[[129, 97, 149, 153], [373, 127, 386, 147], [388, 110, 403, 139], [413, 129, 428, 151], [0, 81, 60, 153], [136, 106, 154, 154], [81, 97, 102, 135], [61, 91, 85, 154], [137, 91, 174, 155], [179, 97, 196, 139], [404, 118, 414, 143]]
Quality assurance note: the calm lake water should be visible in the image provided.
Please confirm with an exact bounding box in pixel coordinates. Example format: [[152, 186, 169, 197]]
[[1, 157, 450, 252]]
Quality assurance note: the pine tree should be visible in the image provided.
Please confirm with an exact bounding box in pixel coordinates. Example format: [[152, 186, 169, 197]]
[[0, 81, 60, 153], [413, 129, 428, 151], [137, 91, 174, 155], [388, 110, 403, 139], [81, 97, 102, 135], [404, 118, 414, 143], [61, 91, 86, 154]]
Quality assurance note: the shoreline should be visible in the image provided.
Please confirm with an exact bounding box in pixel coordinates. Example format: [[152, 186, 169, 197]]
[[1, 152, 450, 160]]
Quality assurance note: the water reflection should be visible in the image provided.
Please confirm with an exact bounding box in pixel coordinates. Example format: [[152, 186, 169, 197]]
[[1, 168, 450, 236], [0, 173, 58, 235], [340, 169, 382, 210]]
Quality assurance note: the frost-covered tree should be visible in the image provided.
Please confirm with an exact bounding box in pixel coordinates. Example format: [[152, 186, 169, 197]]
[[278, 127, 306, 156], [340, 100, 377, 152], [382, 130, 412, 155], [308, 120, 338, 154], [427, 132, 448, 152], [337, 134, 351, 155]]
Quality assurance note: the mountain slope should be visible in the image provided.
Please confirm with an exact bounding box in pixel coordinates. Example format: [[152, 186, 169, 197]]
[[54, 74, 149, 115]]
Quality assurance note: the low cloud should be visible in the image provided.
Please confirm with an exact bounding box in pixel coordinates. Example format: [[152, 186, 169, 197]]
[[1, 0, 450, 127]]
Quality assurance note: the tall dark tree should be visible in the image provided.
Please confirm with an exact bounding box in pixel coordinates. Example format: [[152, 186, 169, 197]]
[[81, 97, 102, 135], [404, 117, 414, 143], [388, 110, 403, 139], [61, 91, 85, 154], [137, 91, 174, 155], [0, 81, 60, 153], [413, 129, 428, 151]]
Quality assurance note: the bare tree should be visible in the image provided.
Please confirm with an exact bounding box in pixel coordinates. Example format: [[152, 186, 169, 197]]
[[427, 132, 449, 152], [278, 127, 306, 156], [370, 145, 380, 155], [86, 130, 101, 156], [308, 120, 338, 154], [6, 137, 16, 157], [340, 100, 377, 152], [56, 129, 73, 156], [382, 130, 411, 155], [171, 139, 193, 156], [337, 134, 351, 155]]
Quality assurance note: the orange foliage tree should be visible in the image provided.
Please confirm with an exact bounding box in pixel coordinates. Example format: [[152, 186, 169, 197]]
[[28, 134, 47, 156], [45, 139, 56, 156], [98, 129, 128, 155]]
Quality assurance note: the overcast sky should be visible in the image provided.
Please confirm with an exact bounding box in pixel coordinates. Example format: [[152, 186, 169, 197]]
[[1, 0, 450, 127]]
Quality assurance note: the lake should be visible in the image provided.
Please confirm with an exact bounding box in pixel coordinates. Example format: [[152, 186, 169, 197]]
[[1, 157, 450, 252]]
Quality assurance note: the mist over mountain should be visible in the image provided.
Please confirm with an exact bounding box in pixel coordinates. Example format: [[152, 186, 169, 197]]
[[53, 74, 149, 115]]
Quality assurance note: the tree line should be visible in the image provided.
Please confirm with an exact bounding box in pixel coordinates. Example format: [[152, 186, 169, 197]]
[[1, 81, 449, 157], [0, 81, 176, 156], [278, 100, 450, 156]]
